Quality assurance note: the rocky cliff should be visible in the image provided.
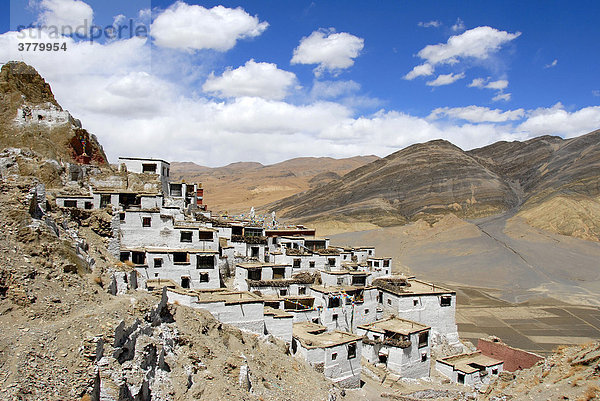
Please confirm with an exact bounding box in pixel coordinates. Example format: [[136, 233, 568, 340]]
[[0, 62, 107, 165]]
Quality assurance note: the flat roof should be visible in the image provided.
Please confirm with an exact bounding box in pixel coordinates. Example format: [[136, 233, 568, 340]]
[[167, 288, 263, 305], [123, 247, 218, 254], [264, 306, 293, 319], [358, 316, 429, 336], [437, 351, 503, 374], [237, 262, 291, 269], [321, 270, 370, 276], [118, 156, 170, 165], [374, 277, 455, 296], [310, 285, 375, 294], [293, 322, 361, 349]]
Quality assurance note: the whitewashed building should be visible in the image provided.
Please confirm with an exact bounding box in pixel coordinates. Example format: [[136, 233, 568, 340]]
[[375, 276, 459, 345], [291, 322, 362, 388], [310, 285, 378, 332], [358, 317, 431, 378], [436, 351, 503, 388]]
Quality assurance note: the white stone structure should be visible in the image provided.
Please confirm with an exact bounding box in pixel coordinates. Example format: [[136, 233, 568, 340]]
[[233, 262, 292, 291], [310, 285, 378, 332], [357, 317, 431, 378], [436, 351, 503, 388], [376, 276, 459, 345], [291, 322, 362, 389]]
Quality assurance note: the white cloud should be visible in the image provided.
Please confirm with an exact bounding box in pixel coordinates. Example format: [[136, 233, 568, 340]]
[[417, 26, 521, 66], [593, 90, 600, 97], [544, 59, 558, 68], [492, 92, 511, 102], [517, 103, 600, 137], [418, 20, 441, 28], [426, 72, 465, 86], [429, 106, 525, 122], [451, 18, 465, 32], [469, 77, 508, 90], [310, 80, 360, 99], [404, 63, 434, 80], [36, 0, 94, 35], [150, 2, 268, 51], [291, 29, 364, 75], [202, 60, 297, 100]]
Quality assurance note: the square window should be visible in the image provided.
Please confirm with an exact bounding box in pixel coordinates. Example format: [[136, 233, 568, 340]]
[[100, 194, 111, 208], [293, 259, 301, 268], [197, 256, 214, 269], [180, 231, 193, 243], [309, 261, 315, 268], [142, 217, 151, 227], [132, 252, 145, 265], [387, 299, 392, 306], [279, 289, 288, 296], [347, 343, 356, 359], [173, 252, 189, 264], [120, 252, 130, 262], [198, 231, 213, 241], [440, 296, 452, 307], [248, 269, 261, 281], [364, 309, 370, 314], [414, 299, 419, 306], [199, 273, 209, 283], [331, 353, 337, 361], [181, 277, 190, 288], [332, 313, 338, 321], [84, 201, 93, 210], [299, 287, 306, 295], [328, 258, 336, 267], [154, 258, 162, 268], [119, 212, 125, 221], [492, 368, 498, 375], [418, 331, 429, 348]]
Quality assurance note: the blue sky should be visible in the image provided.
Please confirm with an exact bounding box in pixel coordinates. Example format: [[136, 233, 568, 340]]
[[1, 0, 599, 165]]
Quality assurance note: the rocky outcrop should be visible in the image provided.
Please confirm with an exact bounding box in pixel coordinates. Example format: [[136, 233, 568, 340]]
[[0, 61, 107, 165]]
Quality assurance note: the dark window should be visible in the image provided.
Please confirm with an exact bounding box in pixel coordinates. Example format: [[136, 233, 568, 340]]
[[368, 250, 373, 255], [377, 292, 383, 303], [387, 299, 392, 306], [457, 373, 465, 384], [64, 200, 77, 208], [293, 259, 301, 268], [180, 231, 193, 243], [199, 273, 209, 283], [132, 252, 145, 265], [251, 247, 259, 258], [70, 171, 79, 181], [264, 254, 270, 262], [418, 331, 429, 348], [332, 313, 338, 321], [279, 289, 287, 296], [273, 267, 285, 279], [170, 184, 182, 197], [331, 353, 337, 360], [84, 201, 93, 210], [440, 296, 452, 307], [119, 212, 125, 221], [292, 339, 297, 354], [142, 164, 157, 173], [248, 269, 261, 281], [100, 194, 111, 208], [414, 299, 419, 306], [181, 277, 190, 288], [154, 258, 162, 268], [120, 252, 130, 262], [197, 256, 214, 269], [492, 368, 498, 375], [142, 217, 151, 227], [173, 252, 188, 264], [421, 353, 427, 362], [328, 297, 341, 308], [299, 287, 306, 295], [364, 309, 369, 314], [198, 231, 213, 241], [383, 260, 390, 267], [328, 258, 336, 267], [374, 261, 380, 267], [309, 261, 315, 268], [347, 343, 356, 359], [352, 275, 366, 286], [232, 226, 243, 236]]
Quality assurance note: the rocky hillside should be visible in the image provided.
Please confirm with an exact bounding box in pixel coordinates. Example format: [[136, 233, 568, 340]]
[[0, 62, 107, 165], [271, 131, 600, 240], [0, 149, 336, 401], [170, 155, 378, 214]]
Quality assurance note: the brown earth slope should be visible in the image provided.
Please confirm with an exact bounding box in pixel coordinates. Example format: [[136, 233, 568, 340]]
[[171, 155, 378, 213], [0, 61, 107, 165]]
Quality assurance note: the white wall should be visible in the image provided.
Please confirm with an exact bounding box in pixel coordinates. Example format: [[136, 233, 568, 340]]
[[135, 252, 219, 289], [264, 314, 293, 343], [311, 288, 378, 332]]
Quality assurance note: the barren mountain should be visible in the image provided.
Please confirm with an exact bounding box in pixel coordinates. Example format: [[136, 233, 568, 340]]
[[272, 131, 600, 241], [171, 155, 378, 214], [0, 61, 107, 165]]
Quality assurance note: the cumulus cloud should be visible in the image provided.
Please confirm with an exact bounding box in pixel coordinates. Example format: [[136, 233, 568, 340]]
[[36, 0, 94, 34], [451, 18, 465, 32], [426, 72, 465, 86], [404, 63, 434, 80], [429, 106, 525, 122], [492, 92, 511, 102], [544, 59, 558, 68], [150, 2, 268, 51], [291, 29, 364, 75], [417, 26, 521, 66], [418, 20, 441, 28], [202, 60, 297, 100], [517, 103, 600, 137]]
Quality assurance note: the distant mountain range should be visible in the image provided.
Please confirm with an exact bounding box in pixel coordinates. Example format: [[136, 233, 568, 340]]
[[269, 131, 600, 241]]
